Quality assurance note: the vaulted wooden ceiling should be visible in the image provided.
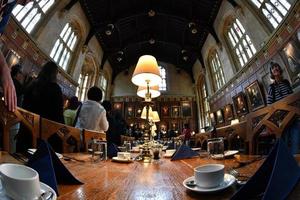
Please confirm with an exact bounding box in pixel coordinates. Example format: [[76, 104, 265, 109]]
[[75, 0, 226, 82]]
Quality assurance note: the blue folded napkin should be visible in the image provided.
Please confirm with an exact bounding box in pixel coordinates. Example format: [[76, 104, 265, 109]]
[[231, 138, 300, 200], [107, 143, 120, 158], [27, 140, 83, 196], [171, 144, 199, 161]]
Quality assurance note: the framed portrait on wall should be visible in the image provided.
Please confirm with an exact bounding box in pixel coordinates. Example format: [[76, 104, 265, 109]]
[[113, 102, 124, 116], [161, 105, 170, 117], [181, 101, 192, 117], [281, 28, 300, 87], [245, 80, 265, 112], [125, 104, 134, 119], [216, 109, 224, 124], [171, 106, 180, 118], [135, 105, 143, 118], [232, 92, 248, 117], [224, 104, 234, 122], [210, 112, 216, 126]]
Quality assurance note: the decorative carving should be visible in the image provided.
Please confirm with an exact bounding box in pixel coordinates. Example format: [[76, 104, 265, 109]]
[[289, 100, 300, 108], [0, 103, 17, 125], [268, 110, 289, 127], [252, 113, 268, 130], [19, 110, 34, 126]]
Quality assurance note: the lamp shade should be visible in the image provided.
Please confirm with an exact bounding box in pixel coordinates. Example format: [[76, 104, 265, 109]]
[[151, 111, 160, 122], [137, 85, 161, 98], [131, 55, 162, 86], [141, 106, 153, 120]]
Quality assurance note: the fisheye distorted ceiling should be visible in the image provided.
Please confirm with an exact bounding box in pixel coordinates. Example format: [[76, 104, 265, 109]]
[[79, 0, 223, 81]]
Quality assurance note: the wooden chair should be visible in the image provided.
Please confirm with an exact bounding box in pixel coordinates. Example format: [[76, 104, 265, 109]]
[[0, 101, 40, 152], [40, 118, 82, 153], [246, 91, 300, 154], [83, 129, 106, 152]]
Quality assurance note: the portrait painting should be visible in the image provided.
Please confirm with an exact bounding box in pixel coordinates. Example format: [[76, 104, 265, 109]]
[[210, 112, 216, 126], [216, 109, 224, 124], [113, 102, 123, 116], [181, 101, 192, 117], [224, 104, 234, 122], [245, 80, 265, 112], [171, 106, 180, 118], [161, 105, 169, 117], [232, 92, 248, 117], [125, 104, 134, 119], [135, 105, 143, 118], [282, 29, 300, 87]]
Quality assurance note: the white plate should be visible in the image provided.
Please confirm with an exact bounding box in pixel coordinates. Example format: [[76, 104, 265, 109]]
[[112, 157, 133, 163], [224, 150, 239, 157], [211, 150, 239, 159], [164, 153, 175, 158], [28, 149, 63, 159], [0, 181, 57, 200], [192, 148, 201, 151], [183, 174, 236, 193]]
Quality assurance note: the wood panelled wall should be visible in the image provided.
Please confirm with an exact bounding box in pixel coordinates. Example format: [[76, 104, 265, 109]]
[[1, 18, 77, 98], [209, 5, 300, 128], [112, 96, 198, 133]]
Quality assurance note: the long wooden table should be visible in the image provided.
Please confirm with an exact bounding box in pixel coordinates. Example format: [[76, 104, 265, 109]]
[[0, 152, 299, 199]]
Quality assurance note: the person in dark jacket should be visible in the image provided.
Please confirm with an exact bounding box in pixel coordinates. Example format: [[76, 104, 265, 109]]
[[23, 61, 64, 123], [16, 61, 64, 152], [10, 64, 24, 107]]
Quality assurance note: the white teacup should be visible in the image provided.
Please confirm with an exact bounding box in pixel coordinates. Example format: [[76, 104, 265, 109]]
[[117, 152, 131, 160], [0, 163, 41, 200], [194, 164, 224, 188], [132, 146, 140, 152]]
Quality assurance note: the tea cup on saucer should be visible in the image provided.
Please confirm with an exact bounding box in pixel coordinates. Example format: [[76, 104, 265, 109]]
[[194, 164, 224, 188], [117, 152, 131, 160], [0, 163, 41, 200]]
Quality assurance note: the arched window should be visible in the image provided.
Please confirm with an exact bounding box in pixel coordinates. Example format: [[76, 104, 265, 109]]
[[209, 50, 226, 91], [226, 18, 256, 67], [159, 66, 167, 91], [202, 84, 210, 127], [76, 73, 89, 102], [99, 75, 107, 100], [12, 0, 55, 33], [50, 23, 78, 71], [250, 0, 291, 29]]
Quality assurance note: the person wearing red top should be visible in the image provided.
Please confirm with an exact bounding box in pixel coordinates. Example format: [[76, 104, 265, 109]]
[[182, 123, 192, 146]]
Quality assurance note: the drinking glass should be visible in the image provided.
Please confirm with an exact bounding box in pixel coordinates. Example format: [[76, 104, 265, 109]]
[[91, 140, 107, 162], [124, 141, 131, 152], [207, 138, 224, 160]]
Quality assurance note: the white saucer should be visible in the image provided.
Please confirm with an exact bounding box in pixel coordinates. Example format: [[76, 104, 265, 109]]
[[0, 181, 57, 200], [164, 153, 174, 158], [112, 157, 133, 163], [183, 174, 236, 193], [28, 149, 63, 159], [192, 148, 201, 151]]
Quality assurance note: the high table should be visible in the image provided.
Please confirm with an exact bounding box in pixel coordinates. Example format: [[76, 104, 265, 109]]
[[0, 152, 299, 200]]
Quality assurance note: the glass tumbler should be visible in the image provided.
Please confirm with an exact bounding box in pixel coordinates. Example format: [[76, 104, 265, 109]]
[[207, 138, 224, 160]]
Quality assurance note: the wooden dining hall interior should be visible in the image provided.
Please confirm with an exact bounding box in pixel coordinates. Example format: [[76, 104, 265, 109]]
[[0, 0, 300, 199]]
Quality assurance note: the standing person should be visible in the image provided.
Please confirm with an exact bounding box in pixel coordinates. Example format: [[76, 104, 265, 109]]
[[267, 62, 300, 154], [23, 61, 64, 123], [0, 0, 32, 111], [181, 123, 192, 146], [63, 96, 80, 126], [75, 86, 108, 133], [10, 64, 24, 107]]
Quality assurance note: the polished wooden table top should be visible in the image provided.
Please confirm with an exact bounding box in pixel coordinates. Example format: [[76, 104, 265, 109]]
[[0, 152, 299, 200]]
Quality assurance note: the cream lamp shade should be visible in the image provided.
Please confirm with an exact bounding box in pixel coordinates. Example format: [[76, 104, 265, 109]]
[[151, 111, 160, 122], [141, 106, 153, 120], [131, 55, 162, 86], [137, 85, 161, 98]]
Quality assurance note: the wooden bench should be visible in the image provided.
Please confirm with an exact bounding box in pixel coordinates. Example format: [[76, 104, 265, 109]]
[[0, 101, 40, 152]]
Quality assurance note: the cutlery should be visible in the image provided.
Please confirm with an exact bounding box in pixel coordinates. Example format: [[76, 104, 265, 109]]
[[186, 180, 197, 187], [39, 191, 54, 200], [63, 155, 85, 162]]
